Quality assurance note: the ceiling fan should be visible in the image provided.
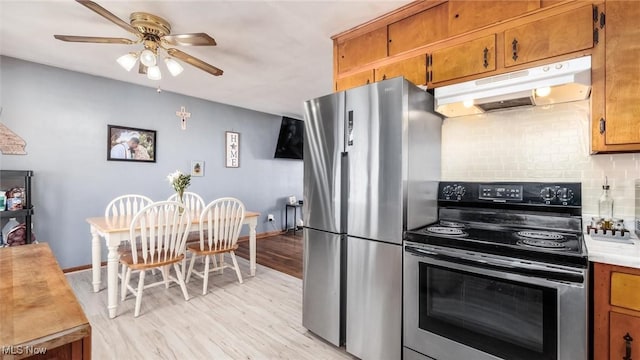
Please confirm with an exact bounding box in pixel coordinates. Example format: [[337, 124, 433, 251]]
[[53, 0, 223, 80]]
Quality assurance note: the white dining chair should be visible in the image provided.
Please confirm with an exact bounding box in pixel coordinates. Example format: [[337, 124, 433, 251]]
[[105, 194, 155, 280], [186, 197, 246, 295], [105, 194, 153, 218], [167, 191, 205, 218], [120, 201, 191, 317], [168, 191, 206, 271]]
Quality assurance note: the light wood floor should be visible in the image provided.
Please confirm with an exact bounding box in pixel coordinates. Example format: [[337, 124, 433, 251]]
[[66, 257, 352, 360]]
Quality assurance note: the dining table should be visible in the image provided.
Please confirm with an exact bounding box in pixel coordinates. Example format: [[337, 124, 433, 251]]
[[86, 211, 260, 318]]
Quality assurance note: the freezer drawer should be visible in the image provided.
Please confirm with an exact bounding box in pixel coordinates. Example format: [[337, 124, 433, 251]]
[[302, 228, 344, 346], [346, 237, 402, 360]]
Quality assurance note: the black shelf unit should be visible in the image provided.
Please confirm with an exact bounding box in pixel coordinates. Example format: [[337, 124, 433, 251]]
[[1, 170, 34, 244]]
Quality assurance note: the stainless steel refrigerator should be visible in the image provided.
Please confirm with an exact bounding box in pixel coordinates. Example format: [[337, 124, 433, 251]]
[[302, 77, 442, 360]]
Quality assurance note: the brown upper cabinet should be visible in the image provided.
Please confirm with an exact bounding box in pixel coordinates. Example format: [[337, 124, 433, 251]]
[[448, 0, 540, 36], [337, 27, 387, 74], [430, 35, 496, 84], [375, 54, 428, 86], [388, 3, 449, 56], [600, 1, 640, 147], [504, 4, 594, 67], [336, 69, 374, 92]]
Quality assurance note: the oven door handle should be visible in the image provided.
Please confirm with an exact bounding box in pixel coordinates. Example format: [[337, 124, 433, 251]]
[[405, 246, 585, 284]]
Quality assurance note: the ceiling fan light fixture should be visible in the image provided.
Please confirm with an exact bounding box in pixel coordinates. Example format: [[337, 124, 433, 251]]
[[147, 65, 162, 80], [116, 53, 138, 72], [140, 49, 157, 67], [164, 57, 184, 76]]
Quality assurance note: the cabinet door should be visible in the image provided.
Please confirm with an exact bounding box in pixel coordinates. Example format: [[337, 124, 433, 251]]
[[604, 1, 640, 145], [336, 70, 374, 92], [504, 5, 593, 67], [431, 35, 496, 84], [388, 3, 448, 56], [448, 0, 540, 36], [337, 27, 387, 73], [375, 54, 427, 86], [610, 312, 640, 360]]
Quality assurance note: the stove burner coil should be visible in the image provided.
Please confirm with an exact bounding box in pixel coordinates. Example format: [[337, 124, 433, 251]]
[[439, 220, 466, 228], [517, 231, 565, 241], [426, 226, 467, 237], [519, 239, 567, 249]]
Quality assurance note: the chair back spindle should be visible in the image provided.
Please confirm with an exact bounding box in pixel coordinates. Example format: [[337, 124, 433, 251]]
[[130, 201, 191, 265], [200, 198, 245, 252], [168, 192, 205, 219], [105, 194, 153, 218]]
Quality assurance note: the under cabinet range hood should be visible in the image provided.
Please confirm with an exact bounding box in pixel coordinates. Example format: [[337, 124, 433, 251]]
[[434, 56, 591, 117]]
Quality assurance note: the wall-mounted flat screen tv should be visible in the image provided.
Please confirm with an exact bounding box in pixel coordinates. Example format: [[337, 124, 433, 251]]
[[274, 116, 303, 160]]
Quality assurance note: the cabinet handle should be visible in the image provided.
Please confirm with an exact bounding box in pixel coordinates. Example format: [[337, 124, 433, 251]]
[[512, 39, 519, 61], [382, 74, 387, 80], [624, 333, 633, 360], [483, 47, 489, 68]]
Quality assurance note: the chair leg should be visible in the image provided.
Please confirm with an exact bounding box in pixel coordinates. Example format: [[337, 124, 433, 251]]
[[161, 265, 169, 289], [219, 253, 225, 274], [187, 254, 197, 283], [203, 255, 210, 296], [230, 251, 243, 284], [173, 263, 190, 301], [122, 267, 132, 301], [134, 270, 146, 317], [211, 253, 218, 270], [120, 263, 127, 301]]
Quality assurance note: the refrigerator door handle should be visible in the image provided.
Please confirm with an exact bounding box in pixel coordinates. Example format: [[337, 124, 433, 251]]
[[347, 110, 354, 147]]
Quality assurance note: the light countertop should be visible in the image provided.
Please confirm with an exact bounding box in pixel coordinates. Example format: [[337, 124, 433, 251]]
[[585, 233, 640, 269]]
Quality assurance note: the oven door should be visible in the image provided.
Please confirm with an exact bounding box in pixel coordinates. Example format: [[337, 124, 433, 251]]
[[403, 243, 587, 360]]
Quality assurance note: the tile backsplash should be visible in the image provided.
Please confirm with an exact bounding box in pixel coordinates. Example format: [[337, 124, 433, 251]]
[[441, 100, 640, 221]]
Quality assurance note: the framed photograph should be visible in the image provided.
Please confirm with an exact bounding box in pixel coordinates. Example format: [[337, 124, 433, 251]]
[[191, 160, 204, 177], [225, 131, 240, 168], [107, 125, 156, 162]]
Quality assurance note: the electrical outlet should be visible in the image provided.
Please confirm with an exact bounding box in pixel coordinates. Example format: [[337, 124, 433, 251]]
[[267, 214, 274, 222]]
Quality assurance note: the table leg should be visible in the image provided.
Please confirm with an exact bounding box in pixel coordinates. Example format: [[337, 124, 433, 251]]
[[91, 225, 101, 293], [248, 217, 257, 276], [107, 243, 119, 318]]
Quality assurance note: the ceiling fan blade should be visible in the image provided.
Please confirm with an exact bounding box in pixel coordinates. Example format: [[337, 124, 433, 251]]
[[76, 0, 140, 36], [163, 33, 217, 46], [138, 63, 148, 74], [53, 35, 135, 44], [166, 48, 223, 76]]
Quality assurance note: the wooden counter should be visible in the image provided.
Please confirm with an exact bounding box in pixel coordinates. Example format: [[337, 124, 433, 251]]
[[0, 243, 91, 360]]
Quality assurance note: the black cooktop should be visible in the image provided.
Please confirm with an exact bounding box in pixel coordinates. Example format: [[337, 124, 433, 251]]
[[405, 220, 587, 267]]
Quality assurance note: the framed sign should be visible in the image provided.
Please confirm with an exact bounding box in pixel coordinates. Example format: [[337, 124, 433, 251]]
[[191, 160, 204, 177], [225, 131, 240, 168], [107, 125, 156, 162]]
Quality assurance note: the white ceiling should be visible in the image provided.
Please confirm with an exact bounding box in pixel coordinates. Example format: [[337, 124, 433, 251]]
[[0, 0, 411, 118]]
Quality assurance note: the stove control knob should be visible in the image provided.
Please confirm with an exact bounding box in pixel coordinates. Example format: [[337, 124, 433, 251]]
[[540, 187, 556, 201], [556, 187, 574, 203], [455, 185, 466, 197], [442, 185, 454, 197]]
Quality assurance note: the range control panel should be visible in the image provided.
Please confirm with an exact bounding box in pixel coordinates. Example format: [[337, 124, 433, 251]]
[[439, 181, 581, 207]]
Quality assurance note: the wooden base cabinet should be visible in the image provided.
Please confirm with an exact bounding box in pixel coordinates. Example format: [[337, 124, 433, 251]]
[[609, 312, 640, 360], [594, 262, 640, 360]]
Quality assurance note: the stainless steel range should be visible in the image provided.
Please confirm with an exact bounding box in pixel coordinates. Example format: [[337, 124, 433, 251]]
[[403, 182, 588, 360]]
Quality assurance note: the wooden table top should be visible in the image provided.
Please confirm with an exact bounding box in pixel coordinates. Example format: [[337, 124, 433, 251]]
[[0, 243, 90, 349], [86, 211, 260, 233]]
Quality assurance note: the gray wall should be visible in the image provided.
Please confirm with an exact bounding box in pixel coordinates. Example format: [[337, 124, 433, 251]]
[[0, 56, 303, 269]]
